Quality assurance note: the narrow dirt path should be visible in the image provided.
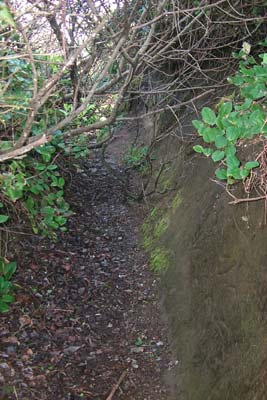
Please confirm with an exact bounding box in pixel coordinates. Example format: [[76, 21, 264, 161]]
[[0, 145, 172, 399]]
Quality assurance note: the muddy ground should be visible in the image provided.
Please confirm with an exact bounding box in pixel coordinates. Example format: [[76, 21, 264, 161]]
[[0, 132, 173, 399]]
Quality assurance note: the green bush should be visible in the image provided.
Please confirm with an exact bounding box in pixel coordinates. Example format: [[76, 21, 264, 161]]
[[193, 50, 267, 184]]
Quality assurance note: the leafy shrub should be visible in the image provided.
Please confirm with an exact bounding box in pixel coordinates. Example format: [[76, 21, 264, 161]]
[[0, 24, 100, 311], [193, 50, 267, 184]]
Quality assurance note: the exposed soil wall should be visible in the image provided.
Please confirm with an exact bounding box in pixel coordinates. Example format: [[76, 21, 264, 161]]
[[143, 109, 267, 400]]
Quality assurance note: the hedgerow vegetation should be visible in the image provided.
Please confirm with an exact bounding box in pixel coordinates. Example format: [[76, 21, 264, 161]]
[[193, 44, 267, 204], [0, 0, 267, 310]]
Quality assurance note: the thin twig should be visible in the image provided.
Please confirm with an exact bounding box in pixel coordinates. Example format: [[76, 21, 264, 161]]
[[229, 196, 266, 205], [105, 371, 127, 400]]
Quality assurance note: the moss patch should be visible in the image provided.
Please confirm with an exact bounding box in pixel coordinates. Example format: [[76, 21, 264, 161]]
[[150, 247, 170, 272], [142, 191, 183, 273]]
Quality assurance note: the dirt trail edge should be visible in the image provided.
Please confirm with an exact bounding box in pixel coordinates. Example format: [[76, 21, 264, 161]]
[[0, 139, 173, 399]]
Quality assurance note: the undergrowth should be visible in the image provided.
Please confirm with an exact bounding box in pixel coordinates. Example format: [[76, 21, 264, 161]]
[[0, 8, 108, 312], [193, 44, 267, 203]]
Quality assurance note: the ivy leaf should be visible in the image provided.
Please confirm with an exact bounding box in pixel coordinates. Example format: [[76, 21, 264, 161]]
[[244, 161, 259, 170], [201, 107, 217, 125], [211, 150, 225, 162], [0, 215, 9, 224]]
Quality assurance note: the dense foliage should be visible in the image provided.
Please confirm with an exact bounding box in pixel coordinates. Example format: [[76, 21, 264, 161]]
[[193, 46, 267, 185]]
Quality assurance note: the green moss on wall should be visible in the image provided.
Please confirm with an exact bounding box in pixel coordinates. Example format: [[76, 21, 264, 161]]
[[150, 247, 170, 272], [142, 190, 182, 273]]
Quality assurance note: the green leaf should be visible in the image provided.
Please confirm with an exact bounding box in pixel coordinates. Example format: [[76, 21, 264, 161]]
[[193, 145, 204, 153], [41, 153, 51, 162], [0, 277, 11, 294], [202, 127, 219, 143], [212, 150, 225, 162], [0, 215, 9, 224], [244, 161, 259, 170], [58, 177, 65, 187], [229, 75, 244, 85], [225, 145, 237, 157], [226, 126, 240, 141], [219, 102, 232, 116], [192, 120, 206, 134], [1, 294, 15, 303], [47, 164, 58, 171], [42, 206, 54, 216], [0, 301, 9, 313], [215, 168, 227, 180], [0, 4, 15, 27], [3, 261, 17, 280], [240, 168, 250, 179], [215, 135, 228, 148], [227, 167, 242, 180], [34, 163, 46, 171], [202, 148, 213, 157], [55, 216, 67, 226], [5, 187, 24, 201], [201, 107, 217, 125], [262, 53, 267, 65], [226, 154, 240, 169]]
